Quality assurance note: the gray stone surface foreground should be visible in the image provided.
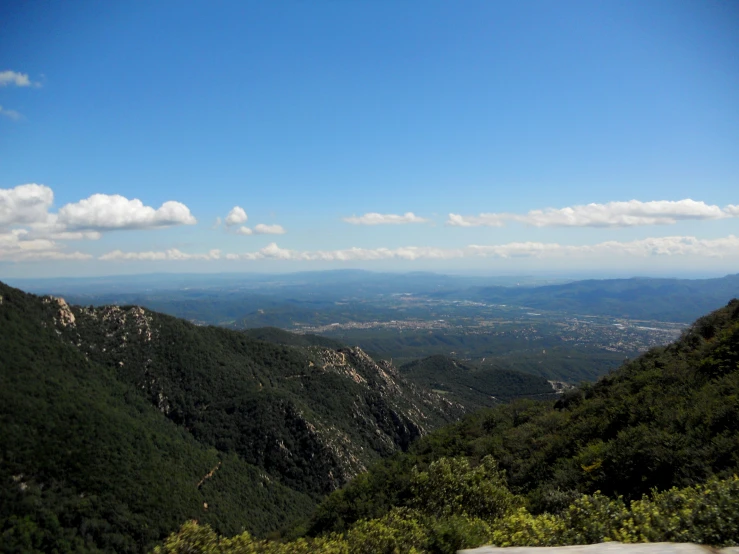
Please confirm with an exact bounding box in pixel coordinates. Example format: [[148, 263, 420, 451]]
[[460, 543, 739, 554]]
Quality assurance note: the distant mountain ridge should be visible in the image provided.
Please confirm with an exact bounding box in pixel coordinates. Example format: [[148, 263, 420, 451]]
[[15, 273, 736, 333], [465, 273, 739, 322]]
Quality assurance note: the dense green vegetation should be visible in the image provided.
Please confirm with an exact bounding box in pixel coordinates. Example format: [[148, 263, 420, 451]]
[[0, 283, 314, 553], [63, 305, 461, 496], [240, 327, 345, 350], [0, 281, 463, 552], [400, 355, 556, 410], [155, 469, 739, 553]]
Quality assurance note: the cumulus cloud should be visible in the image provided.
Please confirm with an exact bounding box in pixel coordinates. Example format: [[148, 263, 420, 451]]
[[448, 199, 736, 228], [221, 206, 286, 235], [343, 212, 429, 225], [57, 194, 196, 230], [0, 184, 197, 262], [225, 206, 247, 226], [0, 105, 22, 120], [254, 223, 286, 235], [0, 70, 35, 87], [0, 184, 54, 226]]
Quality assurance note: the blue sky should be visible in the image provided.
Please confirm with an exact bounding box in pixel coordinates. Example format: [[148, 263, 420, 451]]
[[1, 0, 738, 277]]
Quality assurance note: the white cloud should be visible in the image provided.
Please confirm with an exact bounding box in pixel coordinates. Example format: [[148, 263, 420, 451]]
[[0, 183, 196, 256], [225, 206, 247, 226], [0, 184, 54, 226], [254, 223, 286, 235], [99, 248, 221, 261], [343, 212, 429, 225], [115, 234, 739, 264], [48, 231, 102, 240], [57, 194, 197, 230], [20, 213, 104, 241], [9, 250, 93, 261], [0, 105, 22, 120], [578, 235, 739, 258], [0, 184, 195, 261], [446, 213, 503, 227], [466, 235, 739, 259], [0, 70, 34, 87], [448, 199, 735, 228], [222, 207, 285, 235], [0, 229, 92, 261]]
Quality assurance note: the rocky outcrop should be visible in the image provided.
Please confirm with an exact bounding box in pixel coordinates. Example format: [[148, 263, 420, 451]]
[[43, 296, 76, 327], [44, 300, 462, 495]]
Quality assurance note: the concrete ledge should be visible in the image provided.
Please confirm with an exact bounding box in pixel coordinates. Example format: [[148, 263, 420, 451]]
[[460, 543, 738, 554]]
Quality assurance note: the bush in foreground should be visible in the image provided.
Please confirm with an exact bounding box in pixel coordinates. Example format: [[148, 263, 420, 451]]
[[154, 460, 739, 554]]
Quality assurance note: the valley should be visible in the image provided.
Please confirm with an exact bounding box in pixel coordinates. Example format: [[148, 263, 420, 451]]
[[16, 271, 717, 383], [2, 272, 738, 553], [295, 297, 685, 379]]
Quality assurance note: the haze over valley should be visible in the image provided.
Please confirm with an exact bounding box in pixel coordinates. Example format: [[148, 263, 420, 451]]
[[12, 271, 735, 384]]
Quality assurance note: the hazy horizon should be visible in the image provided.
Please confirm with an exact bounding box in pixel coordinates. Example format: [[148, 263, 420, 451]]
[[4, 267, 736, 289]]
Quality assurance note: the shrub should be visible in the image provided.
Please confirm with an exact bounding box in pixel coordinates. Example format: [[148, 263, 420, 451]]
[[344, 508, 426, 554], [410, 456, 519, 520], [426, 515, 493, 554]]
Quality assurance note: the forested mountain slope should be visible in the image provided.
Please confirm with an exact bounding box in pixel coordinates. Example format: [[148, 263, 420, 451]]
[[240, 326, 345, 349], [309, 298, 739, 534], [400, 355, 557, 410], [0, 280, 473, 552], [0, 282, 315, 553], [57, 301, 462, 495]]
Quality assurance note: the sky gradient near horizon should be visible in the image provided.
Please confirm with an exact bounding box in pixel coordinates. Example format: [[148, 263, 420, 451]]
[[1, 0, 738, 278]]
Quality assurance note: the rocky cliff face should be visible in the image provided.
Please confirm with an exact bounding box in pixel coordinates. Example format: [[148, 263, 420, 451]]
[[48, 298, 463, 494]]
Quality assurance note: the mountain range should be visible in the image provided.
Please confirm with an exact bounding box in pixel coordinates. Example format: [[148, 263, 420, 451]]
[[463, 273, 739, 322], [0, 281, 551, 552], [9, 272, 739, 325]]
